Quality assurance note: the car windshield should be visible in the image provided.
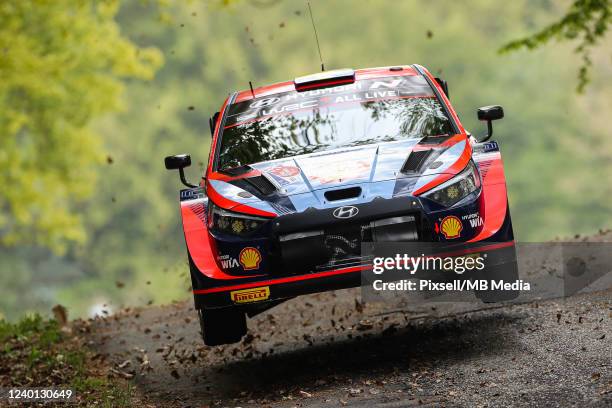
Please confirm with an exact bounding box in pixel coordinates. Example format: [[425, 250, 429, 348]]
[[217, 75, 452, 171]]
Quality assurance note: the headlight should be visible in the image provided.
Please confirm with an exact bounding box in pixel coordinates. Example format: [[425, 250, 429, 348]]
[[207, 204, 268, 236], [423, 161, 481, 207]]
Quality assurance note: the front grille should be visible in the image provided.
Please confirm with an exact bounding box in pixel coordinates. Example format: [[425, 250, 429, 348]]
[[321, 223, 373, 269], [276, 214, 419, 274]]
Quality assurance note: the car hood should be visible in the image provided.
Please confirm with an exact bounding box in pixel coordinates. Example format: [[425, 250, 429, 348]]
[[208, 137, 469, 215]]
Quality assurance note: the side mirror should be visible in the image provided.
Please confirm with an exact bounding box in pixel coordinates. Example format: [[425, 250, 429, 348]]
[[209, 111, 220, 136], [435, 77, 449, 98], [477, 105, 504, 142], [164, 154, 198, 188], [165, 154, 191, 170]]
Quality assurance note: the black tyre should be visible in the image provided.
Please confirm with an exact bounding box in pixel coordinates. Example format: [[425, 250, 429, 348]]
[[198, 307, 247, 346], [475, 261, 520, 303]]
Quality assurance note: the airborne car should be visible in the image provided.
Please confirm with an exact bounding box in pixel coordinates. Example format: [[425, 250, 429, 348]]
[[165, 65, 517, 346]]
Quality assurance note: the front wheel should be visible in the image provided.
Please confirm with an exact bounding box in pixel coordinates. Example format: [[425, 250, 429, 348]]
[[198, 307, 247, 346], [475, 261, 520, 303]]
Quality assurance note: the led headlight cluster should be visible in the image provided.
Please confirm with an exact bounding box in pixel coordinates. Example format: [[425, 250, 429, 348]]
[[208, 204, 268, 236], [423, 161, 481, 207]]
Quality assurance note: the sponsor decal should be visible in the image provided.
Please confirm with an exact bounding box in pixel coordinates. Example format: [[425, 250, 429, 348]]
[[217, 254, 239, 269], [236, 112, 258, 122], [269, 165, 300, 178], [333, 206, 359, 219], [462, 212, 483, 228], [473, 141, 499, 154], [249, 97, 281, 109], [440, 215, 463, 239], [239, 247, 262, 270], [266, 164, 302, 186], [482, 141, 499, 152], [180, 188, 205, 201], [230, 286, 270, 304], [237, 191, 253, 198], [308, 160, 371, 185], [226, 77, 433, 127]]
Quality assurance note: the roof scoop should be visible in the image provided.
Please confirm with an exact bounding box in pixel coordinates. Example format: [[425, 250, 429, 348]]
[[294, 68, 355, 92]]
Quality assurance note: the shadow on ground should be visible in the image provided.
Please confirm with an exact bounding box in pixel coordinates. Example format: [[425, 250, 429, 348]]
[[163, 310, 523, 403]]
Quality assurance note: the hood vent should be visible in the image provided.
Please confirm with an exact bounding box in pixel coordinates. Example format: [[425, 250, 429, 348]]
[[401, 149, 433, 174], [220, 165, 253, 176], [324, 186, 362, 201], [419, 134, 451, 145], [245, 175, 276, 195]]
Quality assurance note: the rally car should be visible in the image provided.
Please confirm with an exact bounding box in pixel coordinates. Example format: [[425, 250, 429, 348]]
[[165, 65, 517, 345]]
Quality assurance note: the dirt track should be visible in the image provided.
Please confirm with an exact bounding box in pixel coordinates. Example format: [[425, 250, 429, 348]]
[[91, 233, 612, 407]]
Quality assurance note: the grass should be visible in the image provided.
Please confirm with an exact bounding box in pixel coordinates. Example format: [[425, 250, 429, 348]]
[[0, 314, 134, 406]]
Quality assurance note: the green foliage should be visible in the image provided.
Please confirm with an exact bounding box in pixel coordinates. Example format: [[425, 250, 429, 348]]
[[499, 0, 611, 92], [0, 314, 60, 345], [0, 314, 133, 405], [0, 314, 62, 375], [0, 0, 163, 252]]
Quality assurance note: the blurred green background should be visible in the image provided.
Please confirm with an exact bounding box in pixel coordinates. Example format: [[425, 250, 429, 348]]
[[0, 0, 610, 320]]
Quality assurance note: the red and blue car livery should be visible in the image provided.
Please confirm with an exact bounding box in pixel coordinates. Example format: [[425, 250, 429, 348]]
[[165, 65, 517, 345]]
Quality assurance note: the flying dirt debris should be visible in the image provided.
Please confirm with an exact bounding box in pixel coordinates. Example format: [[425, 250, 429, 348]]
[[91, 231, 612, 407]]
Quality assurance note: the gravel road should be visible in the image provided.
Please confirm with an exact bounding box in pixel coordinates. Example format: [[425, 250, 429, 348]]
[[91, 233, 612, 407]]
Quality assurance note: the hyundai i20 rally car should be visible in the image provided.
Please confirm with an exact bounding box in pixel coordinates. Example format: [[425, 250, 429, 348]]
[[165, 65, 518, 345]]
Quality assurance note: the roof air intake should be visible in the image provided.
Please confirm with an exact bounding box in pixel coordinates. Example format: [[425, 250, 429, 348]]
[[401, 150, 433, 174], [245, 175, 277, 195]]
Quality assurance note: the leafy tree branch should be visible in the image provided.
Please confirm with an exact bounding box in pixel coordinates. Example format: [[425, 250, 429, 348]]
[[499, 0, 611, 92], [0, 0, 163, 252]]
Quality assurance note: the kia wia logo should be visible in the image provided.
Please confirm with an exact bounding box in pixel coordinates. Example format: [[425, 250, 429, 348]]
[[333, 206, 359, 219]]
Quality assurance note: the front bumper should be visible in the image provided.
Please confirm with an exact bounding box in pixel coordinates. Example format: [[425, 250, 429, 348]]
[[190, 192, 516, 309], [210, 195, 434, 278], [192, 238, 518, 309]]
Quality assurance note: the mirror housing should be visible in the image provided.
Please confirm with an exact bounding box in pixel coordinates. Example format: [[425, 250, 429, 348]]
[[165, 154, 191, 170], [209, 111, 220, 136], [435, 77, 449, 98], [477, 105, 504, 142], [164, 154, 198, 188]]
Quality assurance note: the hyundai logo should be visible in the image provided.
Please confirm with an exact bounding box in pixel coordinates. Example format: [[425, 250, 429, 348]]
[[333, 206, 359, 219]]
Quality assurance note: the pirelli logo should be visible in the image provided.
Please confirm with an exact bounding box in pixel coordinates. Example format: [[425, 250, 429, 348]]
[[230, 286, 270, 304]]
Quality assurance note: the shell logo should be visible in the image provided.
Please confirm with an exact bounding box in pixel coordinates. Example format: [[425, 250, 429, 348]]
[[440, 216, 463, 239], [239, 247, 262, 270]]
